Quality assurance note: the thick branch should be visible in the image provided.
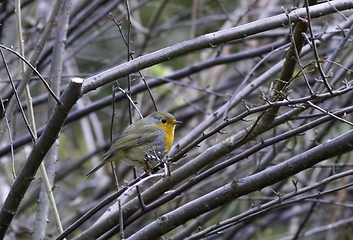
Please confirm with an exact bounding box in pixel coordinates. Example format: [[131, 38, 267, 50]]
[[259, 0, 318, 127], [81, 1, 353, 95], [0, 0, 65, 143], [128, 128, 353, 240], [0, 78, 83, 238]]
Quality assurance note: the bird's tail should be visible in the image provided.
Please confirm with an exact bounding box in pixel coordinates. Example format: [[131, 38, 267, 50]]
[[86, 160, 106, 178]]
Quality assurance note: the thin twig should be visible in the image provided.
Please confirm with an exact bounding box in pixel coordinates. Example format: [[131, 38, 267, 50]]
[[171, 85, 353, 162], [191, 171, 353, 239], [304, 0, 333, 94], [118, 87, 143, 119], [0, 44, 61, 104], [307, 101, 353, 126], [224, 42, 291, 118], [109, 12, 158, 111], [0, 48, 36, 142], [287, 11, 314, 95], [111, 84, 119, 185], [125, 0, 133, 125], [0, 92, 14, 178]]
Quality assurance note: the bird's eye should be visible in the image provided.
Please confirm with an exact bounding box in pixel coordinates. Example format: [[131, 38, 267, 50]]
[[161, 119, 167, 123]]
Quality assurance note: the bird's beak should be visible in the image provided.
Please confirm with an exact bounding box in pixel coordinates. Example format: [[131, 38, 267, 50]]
[[173, 120, 182, 125]]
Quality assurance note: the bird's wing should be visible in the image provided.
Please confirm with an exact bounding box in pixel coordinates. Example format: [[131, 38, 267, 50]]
[[101, 123, 160, 160], [117, 123, 160, 149]]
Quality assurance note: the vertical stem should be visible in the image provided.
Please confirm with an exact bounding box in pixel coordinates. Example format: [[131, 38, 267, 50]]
[[0, 0, 65, 143]]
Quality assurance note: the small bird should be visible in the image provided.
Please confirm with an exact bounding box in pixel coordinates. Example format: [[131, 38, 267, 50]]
[[86, 111, 181, 178]]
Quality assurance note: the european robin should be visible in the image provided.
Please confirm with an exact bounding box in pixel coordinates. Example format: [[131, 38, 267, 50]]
[[86, 111, 181, 178]]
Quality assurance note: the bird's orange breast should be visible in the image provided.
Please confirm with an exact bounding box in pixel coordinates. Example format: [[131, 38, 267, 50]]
[[156, 123, 176, 152]]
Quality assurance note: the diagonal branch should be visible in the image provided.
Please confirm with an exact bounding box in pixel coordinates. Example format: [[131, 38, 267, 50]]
[[0, 0, 65, 143], [0, 78, 83, 239], [81, 1, 353, 95], [127, 127, 353, 240]]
